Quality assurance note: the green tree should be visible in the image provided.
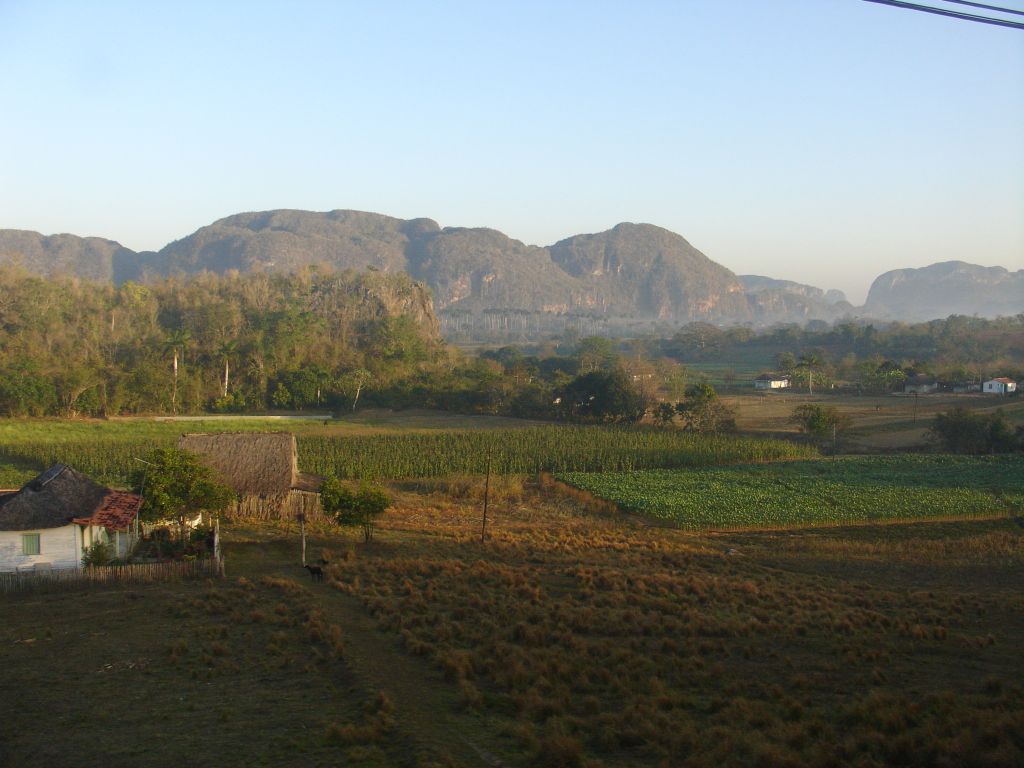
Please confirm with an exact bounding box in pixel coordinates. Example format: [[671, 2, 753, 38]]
[[216, 339, 239, 398], [797, 352, 824, 394], [133, 448, 234, 538], [790, 404, 851, 437], [674, 383, 736, 434], [930, 408, 1019, 454], [574, 336, 618, 373], [162, 329, 191, 414], [321, 473, 391, 543], [653, 401, 678, 426], [555, 368, 646, 424]]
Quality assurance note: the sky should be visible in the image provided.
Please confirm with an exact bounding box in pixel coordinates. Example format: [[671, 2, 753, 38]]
[[1, 0, 1022, 304]]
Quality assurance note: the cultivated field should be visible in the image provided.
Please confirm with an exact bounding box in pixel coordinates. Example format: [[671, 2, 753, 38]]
[[3, 482, 1022, 767], [2, 412, 1023, 766], [558, 455, 1024, 529], [0, 416, 813, 488]]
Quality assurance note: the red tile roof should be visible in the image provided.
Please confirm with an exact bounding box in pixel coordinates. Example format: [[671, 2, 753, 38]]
[[73, 491, 142, 531]]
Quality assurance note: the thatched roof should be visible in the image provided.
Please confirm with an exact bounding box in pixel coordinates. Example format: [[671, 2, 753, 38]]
[[0, 465, 140, 531], [178, 432, 319, 495]]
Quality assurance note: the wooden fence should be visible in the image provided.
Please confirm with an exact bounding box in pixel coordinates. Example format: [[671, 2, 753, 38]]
[[0, 556, 225, 595]]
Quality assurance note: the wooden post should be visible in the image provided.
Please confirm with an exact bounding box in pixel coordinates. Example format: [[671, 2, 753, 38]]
[[480, 448, 491, 543], [298, 513, 306, 566]]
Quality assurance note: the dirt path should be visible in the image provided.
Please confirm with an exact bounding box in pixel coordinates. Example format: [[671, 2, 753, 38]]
[[229, 537, 515, 768]]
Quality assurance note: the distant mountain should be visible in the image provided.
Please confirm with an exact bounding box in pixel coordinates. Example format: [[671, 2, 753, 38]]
[[3, 211, 1020, 335], [739, 275, 851, 323], [0, 229, 139, 283], [864, 261, 1024, 321], [740, 275, 847, 305]]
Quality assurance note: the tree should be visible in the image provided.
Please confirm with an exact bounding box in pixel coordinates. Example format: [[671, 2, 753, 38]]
[[574, 336, 618, 373], [776, 351, 797, 374], [653, 401, 678, 426], [321, 473, 391, 543], [796, 352, 824, 394], [674, 383, 736, 434], [216, 339, 239, 398], [555, 368, 646, 424], [790, 404, 851, 438], [162, 329, 191, 414], [340, 368, 371, 412], [930, 408, 1019, 454], [133, 448, 234, 539]]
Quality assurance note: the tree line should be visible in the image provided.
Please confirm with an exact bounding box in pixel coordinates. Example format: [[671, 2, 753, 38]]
[[0, 266, 443, 417]]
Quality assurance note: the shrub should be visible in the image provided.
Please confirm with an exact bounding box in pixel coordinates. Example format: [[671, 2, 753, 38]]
[[82, 541, 113, 567], [931, 408, 1019, 454]]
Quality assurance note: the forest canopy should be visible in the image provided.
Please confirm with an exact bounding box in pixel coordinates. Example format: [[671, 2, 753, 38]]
[[0, 265, 443, 417]]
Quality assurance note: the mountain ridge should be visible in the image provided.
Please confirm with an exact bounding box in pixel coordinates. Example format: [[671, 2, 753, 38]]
[[2, 211, 1020, 334]]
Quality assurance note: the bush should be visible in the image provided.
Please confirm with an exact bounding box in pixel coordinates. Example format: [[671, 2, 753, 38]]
[[931, 408, 1019, 454], [675, 383, 736, 434], [322, 474, 392, 542], [82, 541, 113, 568], [790, 404, 851, 437]]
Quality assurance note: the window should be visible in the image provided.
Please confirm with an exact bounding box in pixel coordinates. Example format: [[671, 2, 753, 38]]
[[21, 533, 40, 556]]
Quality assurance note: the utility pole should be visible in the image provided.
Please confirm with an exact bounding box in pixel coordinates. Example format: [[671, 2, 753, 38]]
[[480, 448, 491, 543]]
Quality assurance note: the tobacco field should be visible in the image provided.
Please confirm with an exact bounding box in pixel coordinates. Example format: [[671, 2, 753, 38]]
[[558, 454, 1024, 529]]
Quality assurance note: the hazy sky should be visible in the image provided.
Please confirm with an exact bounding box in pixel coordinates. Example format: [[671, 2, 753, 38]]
[[1, 1, 1022, 303]]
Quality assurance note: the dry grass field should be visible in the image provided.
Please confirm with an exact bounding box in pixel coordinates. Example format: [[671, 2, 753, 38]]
[[723, 391, 1024, 451], [5, 479, 1021, 767]]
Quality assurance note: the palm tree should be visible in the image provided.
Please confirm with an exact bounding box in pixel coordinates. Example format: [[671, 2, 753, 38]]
[[216, 339, 239, 398], [162, 329, 191, 414], [797, 352, 823, 395]]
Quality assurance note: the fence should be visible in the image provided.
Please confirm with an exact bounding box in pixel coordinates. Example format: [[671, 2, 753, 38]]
[[0, 555, 225, 595]]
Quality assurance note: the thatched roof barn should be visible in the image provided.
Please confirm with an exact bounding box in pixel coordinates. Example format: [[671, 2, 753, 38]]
[[177, 433, 321, 495], [177, 433, 322, 521]]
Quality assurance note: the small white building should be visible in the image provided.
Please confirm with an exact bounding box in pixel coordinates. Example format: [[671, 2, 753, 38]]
[[983, 378, 1018, 395], [754, 373, 791, 390], [0, 464, 141, 572]]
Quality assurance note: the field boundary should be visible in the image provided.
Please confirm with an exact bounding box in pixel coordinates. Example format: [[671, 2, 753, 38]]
[[0, 555, 225, 595]]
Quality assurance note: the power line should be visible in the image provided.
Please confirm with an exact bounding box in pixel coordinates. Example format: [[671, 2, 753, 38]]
[[940, 0, 1024, 17], [862, 0, 1024, 28]]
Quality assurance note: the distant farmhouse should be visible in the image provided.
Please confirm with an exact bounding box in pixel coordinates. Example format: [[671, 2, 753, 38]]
[[754, 373, 791, 390], [178, 433, 323, 521], [903, 375, 940, 395], [983, 377, 1017, 395], [0, 465, 141, 572]]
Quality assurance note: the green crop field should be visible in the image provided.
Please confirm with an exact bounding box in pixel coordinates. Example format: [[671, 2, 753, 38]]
[[557, 455, 1024, 530], [0, 417, 814, 488], [298, 426, 814, 480]]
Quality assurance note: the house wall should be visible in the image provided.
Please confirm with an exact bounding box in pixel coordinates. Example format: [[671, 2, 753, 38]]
[[983, 381, 1014, 394], [0, 525, 81, 571], [754, 380, 789, 390]]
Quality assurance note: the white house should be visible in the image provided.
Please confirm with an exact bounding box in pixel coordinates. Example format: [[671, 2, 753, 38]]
[[0, 464, 141, 572], [754, 373, 791, 390], [983, 378, 1017, 395]]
